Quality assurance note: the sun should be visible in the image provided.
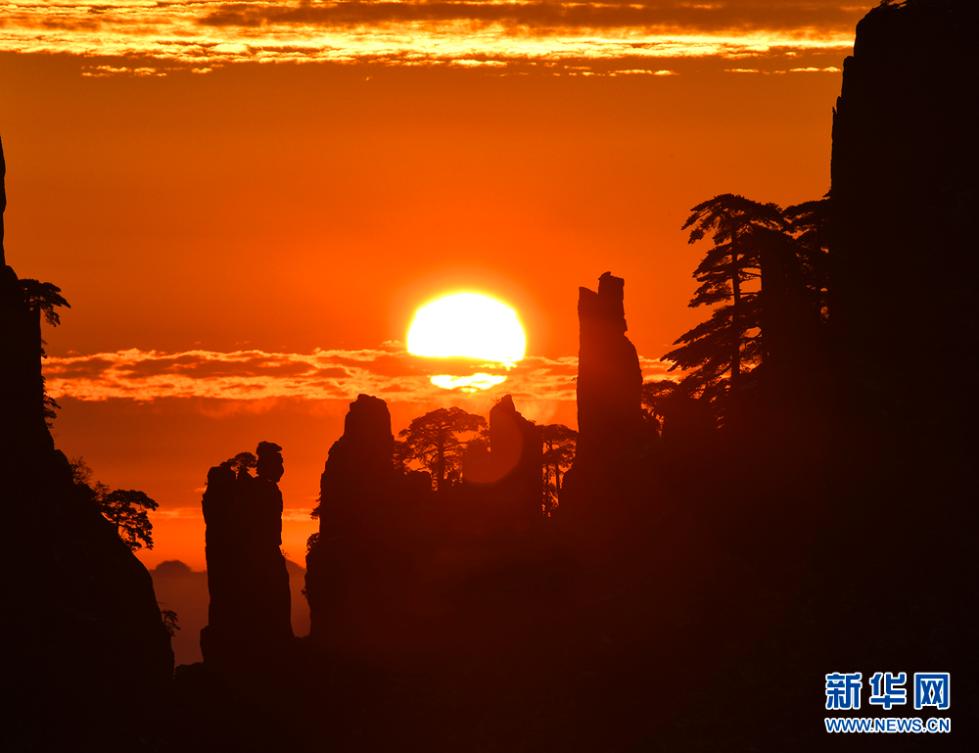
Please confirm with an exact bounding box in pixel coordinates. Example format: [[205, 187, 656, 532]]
[[407, 292, 526, 365], [407, 292, 527, 391]]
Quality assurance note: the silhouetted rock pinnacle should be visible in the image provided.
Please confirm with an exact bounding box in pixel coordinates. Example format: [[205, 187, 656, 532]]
[[561, 273, 644, 522], [487, 394, 543, 523], [201, 442, 293, 670], [314, 394, 397, 542], [325, 394, 396, 497], [575, 272, 643, 454], [305, 394, 401, 644]]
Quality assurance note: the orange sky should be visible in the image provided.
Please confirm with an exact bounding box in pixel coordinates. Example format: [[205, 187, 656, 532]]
[[0, 1, 867, 569]]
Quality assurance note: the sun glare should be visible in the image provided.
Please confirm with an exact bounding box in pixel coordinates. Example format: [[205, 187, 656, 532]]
[[430, 373, 509, 392], [407, 292, 527, 391]]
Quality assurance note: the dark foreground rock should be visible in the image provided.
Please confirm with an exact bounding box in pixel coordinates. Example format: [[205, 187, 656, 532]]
[[1, 137, 173, 751]]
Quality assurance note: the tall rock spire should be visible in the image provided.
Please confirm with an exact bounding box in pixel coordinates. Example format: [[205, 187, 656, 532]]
[[560, 272, 645, 523], [306, 394, 400, 644], [574, 272, 643, 463], [201, 442, 294, 670]]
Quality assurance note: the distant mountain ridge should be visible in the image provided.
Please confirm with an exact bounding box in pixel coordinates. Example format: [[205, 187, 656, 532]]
[[152, 558, 310, 667]]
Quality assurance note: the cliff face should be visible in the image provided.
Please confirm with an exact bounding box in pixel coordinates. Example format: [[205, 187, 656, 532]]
[[831, 0, 979, 424], [201, 442, 293, 669], [0, 142, 47, 457], [1, 137, 4, 265], [0, 138, 173, 746]]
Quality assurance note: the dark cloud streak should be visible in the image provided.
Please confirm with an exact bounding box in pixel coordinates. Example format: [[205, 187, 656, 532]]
[[200, 1, 865, 33]]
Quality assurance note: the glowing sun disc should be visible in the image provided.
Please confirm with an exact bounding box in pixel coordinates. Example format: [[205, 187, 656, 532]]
[[407, 292, 527, 367]]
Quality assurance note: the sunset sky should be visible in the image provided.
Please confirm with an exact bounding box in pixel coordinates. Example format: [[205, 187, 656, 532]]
[[0, 1, 868, 569]]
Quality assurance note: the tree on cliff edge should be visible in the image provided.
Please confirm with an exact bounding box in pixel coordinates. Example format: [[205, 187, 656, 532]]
[[398, 407, 486, 492], [20, 279, 70, 329], [71, 458, 159, 551], [20, 279, 70, 425], [783, 197, 831, 321], [665, 194, 784, 400]]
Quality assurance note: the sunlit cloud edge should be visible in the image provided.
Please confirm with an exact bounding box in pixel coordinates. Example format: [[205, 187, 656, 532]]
[[43, 346, 673, 404]]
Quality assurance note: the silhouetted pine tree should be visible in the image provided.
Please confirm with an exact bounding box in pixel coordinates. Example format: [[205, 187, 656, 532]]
[[784, 196, 831, 321], [540, 424, 576, 514], [665, 194, 796, 402], [70, 458, 159, 551], [398, 407, 486, 491]]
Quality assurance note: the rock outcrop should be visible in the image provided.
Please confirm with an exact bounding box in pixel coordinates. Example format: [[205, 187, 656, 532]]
[[465, 394, 543, 524], [308, 393, 554, 655], [574, 272, 643, 457], [831, 0, 979, 427], [305, 394, 411, 646], [201, 441, 293, 669], [561, 272, 644, 519], [316, 393, 397, 532], [1, 137, 173, 748]]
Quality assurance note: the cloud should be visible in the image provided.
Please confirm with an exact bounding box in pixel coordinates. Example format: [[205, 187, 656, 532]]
[[81, 64, 167, 78], [724, 63, 841, 74], [197, 1, 862, 32], [0, 0, 864, 74], [44, 345, 673, 404]]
